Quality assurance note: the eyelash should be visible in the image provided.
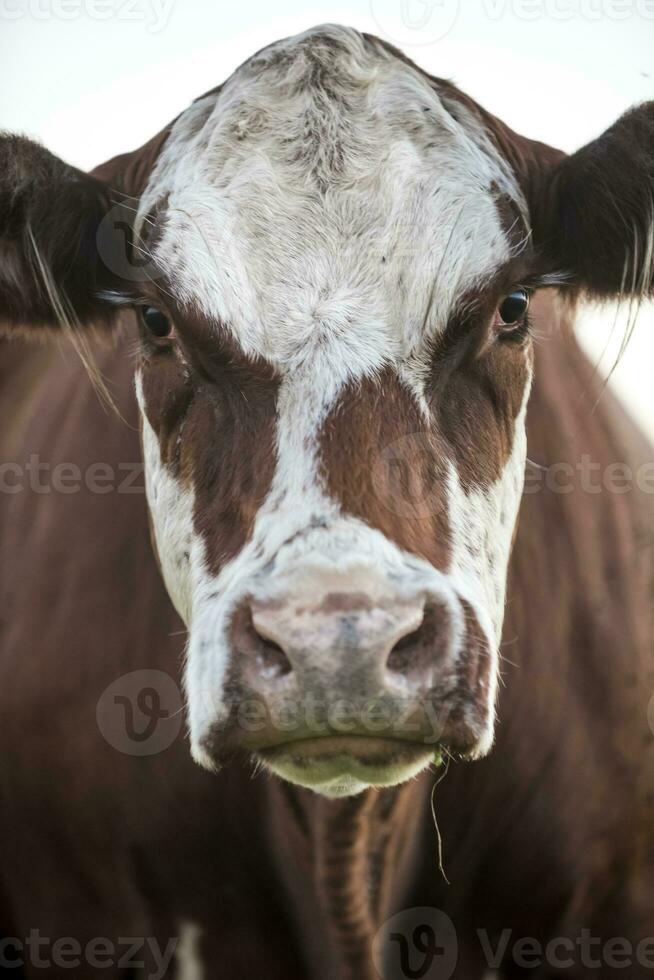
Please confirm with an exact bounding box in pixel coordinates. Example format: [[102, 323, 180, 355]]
[[499, 313, 531, 343]]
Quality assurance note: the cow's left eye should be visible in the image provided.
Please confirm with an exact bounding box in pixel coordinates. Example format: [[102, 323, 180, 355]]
[[496, 288, 530, 330], [141, 306, 174, 340]]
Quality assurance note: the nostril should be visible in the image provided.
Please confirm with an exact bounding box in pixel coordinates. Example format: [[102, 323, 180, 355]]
[[231, 605, 294, 684], [386, 626, 425, 674], [385, 603, 450, 682], [255, 634, 293, 681]]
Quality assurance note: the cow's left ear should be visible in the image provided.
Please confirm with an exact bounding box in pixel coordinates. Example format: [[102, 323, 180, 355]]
[[0, 134, 145, 335], [534, 102, 654, 299]]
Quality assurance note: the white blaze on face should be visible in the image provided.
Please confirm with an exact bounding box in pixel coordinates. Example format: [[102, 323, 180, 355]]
[[447, 381, 532, 641], [134, 25, 531, 780], [137, 25, 525, 367], [444, 376, 532, 755], [136, 373, 200, 625]]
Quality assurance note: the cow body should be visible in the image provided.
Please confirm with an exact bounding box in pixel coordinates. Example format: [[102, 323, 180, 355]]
[[1, 296, 652, 979], [0, 25, 653, 980]]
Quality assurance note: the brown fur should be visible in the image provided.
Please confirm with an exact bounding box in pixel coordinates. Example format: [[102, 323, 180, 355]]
[[0, 34, 653, 979], [138, 298, 280, 576], [1, 300, 651, 977]]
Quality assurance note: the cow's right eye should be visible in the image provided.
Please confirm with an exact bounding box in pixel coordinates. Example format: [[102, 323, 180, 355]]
[[141, 306, 173, 339], [496, 289, 530, 327]]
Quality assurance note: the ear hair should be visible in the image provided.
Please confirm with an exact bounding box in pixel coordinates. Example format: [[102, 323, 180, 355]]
[[0, 134, 121, 332], [0, 128, 172, 412], [0, 123, 173, 335], [536, 102, 654, 302]]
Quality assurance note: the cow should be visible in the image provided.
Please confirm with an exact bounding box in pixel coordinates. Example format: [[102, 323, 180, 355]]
[[0, 23, 652, 980]]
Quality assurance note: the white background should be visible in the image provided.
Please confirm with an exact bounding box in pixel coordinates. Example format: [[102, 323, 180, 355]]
[[1, 0, 653, 435]]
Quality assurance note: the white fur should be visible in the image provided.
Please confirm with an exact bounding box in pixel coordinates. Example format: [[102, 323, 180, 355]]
[[445, 370, 532, 755], [137, 25, 522, 368], [136, 372, 202, 625]]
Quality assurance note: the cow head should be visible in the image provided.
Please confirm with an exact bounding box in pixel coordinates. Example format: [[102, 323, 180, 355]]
[[2, 26, 652, 796]]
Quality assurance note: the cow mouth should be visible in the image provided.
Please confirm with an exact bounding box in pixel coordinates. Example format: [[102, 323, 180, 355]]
[[256, 735, 437, 796]]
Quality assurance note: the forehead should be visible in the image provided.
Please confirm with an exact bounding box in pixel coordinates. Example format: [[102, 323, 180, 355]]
[[139, 26, 525, 367]]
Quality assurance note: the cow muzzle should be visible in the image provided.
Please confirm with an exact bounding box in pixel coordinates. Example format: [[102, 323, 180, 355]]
[[194, 565, 494, 796]]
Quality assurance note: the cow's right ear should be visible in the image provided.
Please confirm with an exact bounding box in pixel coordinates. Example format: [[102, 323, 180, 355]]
[[530, 102, 654, 300], [0, 134, 138, 335]]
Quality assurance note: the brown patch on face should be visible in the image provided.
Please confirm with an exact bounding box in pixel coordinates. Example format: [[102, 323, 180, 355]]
[[429, 268, 533, 492], [139, 300, 280, 577], [319, 370, 451, 570], [187, 387, 278, 574], [319, 329, 530, 568], [431, 338, 531, 493]]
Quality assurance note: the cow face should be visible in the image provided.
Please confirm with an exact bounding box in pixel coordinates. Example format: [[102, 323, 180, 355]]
[[132, 27, 537, 794], [2, 26, 652, 797]]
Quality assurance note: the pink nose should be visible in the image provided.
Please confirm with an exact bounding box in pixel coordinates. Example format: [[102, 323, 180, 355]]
[[233, 590, 450, 699]]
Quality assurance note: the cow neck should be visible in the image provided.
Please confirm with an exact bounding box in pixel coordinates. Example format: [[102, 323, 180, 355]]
[[268, 777, 431, 979]]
